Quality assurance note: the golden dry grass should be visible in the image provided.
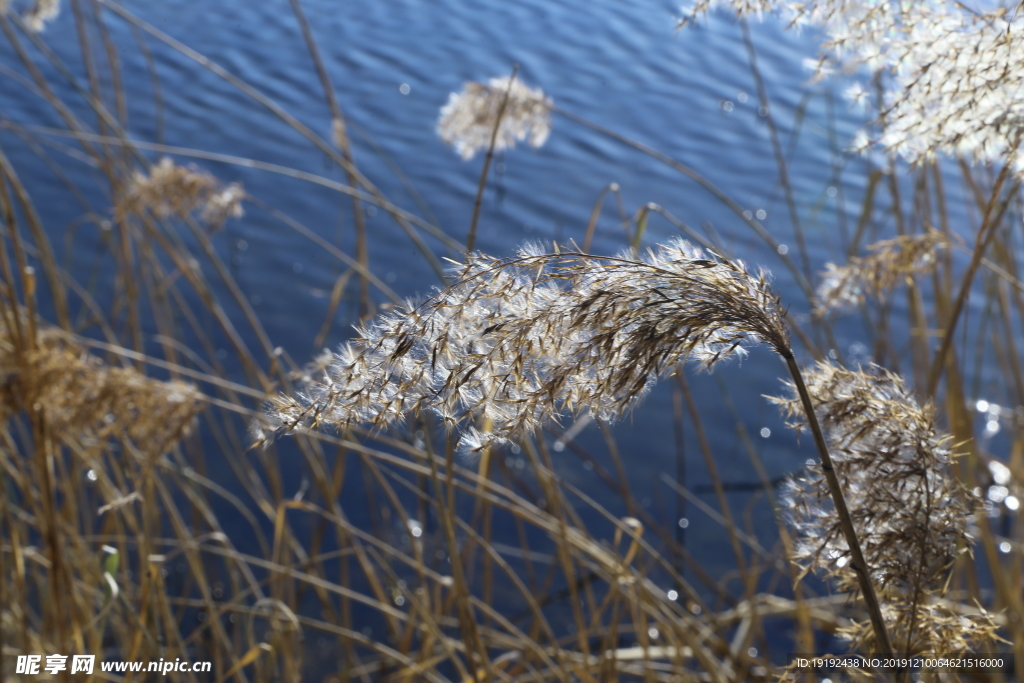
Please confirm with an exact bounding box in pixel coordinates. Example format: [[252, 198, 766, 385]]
[[1, 2, 1023, 682]]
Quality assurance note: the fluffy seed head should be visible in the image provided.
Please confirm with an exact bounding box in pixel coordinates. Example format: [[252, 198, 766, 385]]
[[23, 0, 59, 31], [841, 599, 1000, 657], [773, 361, 976, 593], [259, 240, 789, 451], [117, 158, 244, 229], [0, 327, 203, 452], [437, 76, 553, 160], [680, 1, 1024, 175], [816, 229, 948, 314]]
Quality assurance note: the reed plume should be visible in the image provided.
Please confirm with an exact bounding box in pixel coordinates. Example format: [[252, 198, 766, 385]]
[[437, 76, 553, 160], [0, 326, 202, 452], [775, 362, 973, 590], [116, 157, 245, 229], [844, 601, 1000, 661], [23, 0, 59, 31], [773, 362, 996, 655], [680, 1, 1024, 175], [815, 229, 948, 314], [259, 239, 789, 451]]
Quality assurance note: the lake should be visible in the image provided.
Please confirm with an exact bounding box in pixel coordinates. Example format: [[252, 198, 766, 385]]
[[1, 0, 984, 669]]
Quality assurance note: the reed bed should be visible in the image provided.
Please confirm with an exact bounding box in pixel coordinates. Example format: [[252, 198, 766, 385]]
[[1, 1, 1023, 682]]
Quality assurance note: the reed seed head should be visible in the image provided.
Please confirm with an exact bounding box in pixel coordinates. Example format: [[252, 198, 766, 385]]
[[815, 229, 948, 314], [258, 240, 790, 451], [117, 157, 244, 229], [773, 361, 976, 594], [841, 599, 1000, 657], [437, 76, 553, 160], [23, 0, 59, 31], [0, 327, 203, 452], [200, 183, 246, 226], [681, 1, 1024, 175]]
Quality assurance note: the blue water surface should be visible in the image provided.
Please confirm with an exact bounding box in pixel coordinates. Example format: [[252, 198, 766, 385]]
[[1, 0, 984, 668]]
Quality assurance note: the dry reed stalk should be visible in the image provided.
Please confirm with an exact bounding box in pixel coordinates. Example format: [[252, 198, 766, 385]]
[[288, 0, 372, 316], [466, 65, 519, 254], [741, 21, 812, 281], [926, 164, 1020, 396], [14, 1, 1019, 676]]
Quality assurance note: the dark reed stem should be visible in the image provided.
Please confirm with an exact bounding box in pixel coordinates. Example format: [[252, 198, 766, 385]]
[[783, 351, 896, 659]]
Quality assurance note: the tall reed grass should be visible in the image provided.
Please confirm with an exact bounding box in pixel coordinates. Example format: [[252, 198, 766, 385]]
[[1, 1, 1022, 681]]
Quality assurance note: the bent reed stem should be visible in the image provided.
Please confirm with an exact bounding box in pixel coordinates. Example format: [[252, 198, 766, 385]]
[[783, 351, 896, 659]]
